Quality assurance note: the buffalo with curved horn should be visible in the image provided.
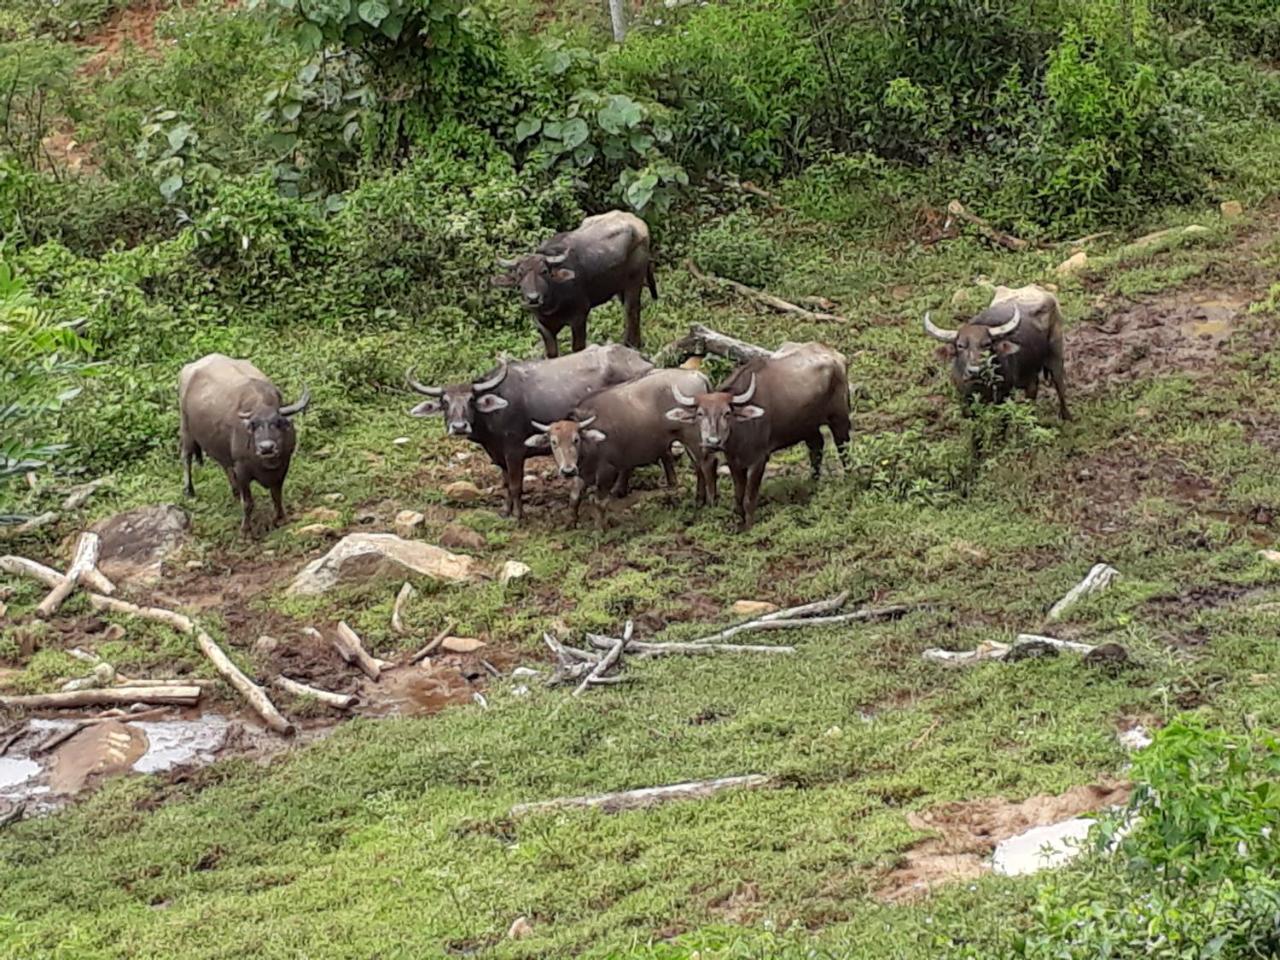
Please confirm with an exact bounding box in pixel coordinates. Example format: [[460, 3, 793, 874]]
[[492, 211, 657, 357], [922, 284, 1070, 420], [405, 345, 653, 521]]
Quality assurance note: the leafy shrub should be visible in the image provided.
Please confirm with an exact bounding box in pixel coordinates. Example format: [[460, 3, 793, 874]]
[[688, 211, 779, 287], [1018, 717, 1280, 959], [0, 39, 79, 172]]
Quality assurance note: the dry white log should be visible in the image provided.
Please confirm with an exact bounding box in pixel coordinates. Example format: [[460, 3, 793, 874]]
[[0, 512, 59, 541], [0, 686, 202, 709], [273, 675, 356, 710], [87, 594, 194, 634], [61, 477, 112, 511], [543, 631, 599, 666], [945, 200, 1030, 252], [196, 631, 293, 735], [756, 591, 851, 622], [1, 553, 115, 598], [113, 678, 218, 688], [35, 532, 100, 619], [391, 582, 416, 636], [573, 632, 627, 698], [656, 322, 775, 366], [690, 603, 918, 645], [587, 634, 795, 657], [1046, 564, 1120, 622], [1013, 634, 1097, 655], [334, 621, 390, 680], [921, 642, 1010, 666], [68, 647, 103, 665], [686, 261, 847, 323], [510, 774, 772, 816], [81, 565, 116, 596]]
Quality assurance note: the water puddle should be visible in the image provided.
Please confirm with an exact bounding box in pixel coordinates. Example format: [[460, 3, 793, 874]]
[[0, 756, 40, 791], [132, 716, 229, 774]]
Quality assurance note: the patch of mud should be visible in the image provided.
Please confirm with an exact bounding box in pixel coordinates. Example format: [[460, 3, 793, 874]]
[[1068, 292, 1253, 393], [708, 882, 764, 924], [357, 663, 475, 718], [876, 781, 1130, 903], [48, 721, 146, 793], [78, 0, 170, 77]]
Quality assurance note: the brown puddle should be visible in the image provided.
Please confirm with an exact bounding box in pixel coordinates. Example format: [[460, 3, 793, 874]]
[[48, 721, 146, 794], [876, 781, 1131, 903], [357, 663, 476, 718]]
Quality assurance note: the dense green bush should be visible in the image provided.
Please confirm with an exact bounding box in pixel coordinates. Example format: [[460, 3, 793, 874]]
[[688, 210, 779, 287]]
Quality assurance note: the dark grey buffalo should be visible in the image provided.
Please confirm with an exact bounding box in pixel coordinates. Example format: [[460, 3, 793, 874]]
[[666, 343, 851, 531], [524, 368, 710, 524], [923, 283, 1070, 420], [406, 344, 653, 520], [179, 354, 310, 535], [493, 211, 656, 357]]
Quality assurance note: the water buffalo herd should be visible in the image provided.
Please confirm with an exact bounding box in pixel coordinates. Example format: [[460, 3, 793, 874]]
[[178, 213, 1070, 535]]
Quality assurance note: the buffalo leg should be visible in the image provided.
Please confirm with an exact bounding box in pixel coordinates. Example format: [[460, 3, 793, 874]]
[[270, 484, 286, 526], [701, 454, 719, 506], [806, 434, 824, 483], [660, 451, 678, 488], [537, 323, 560, 360], [730, 465, 749, 528], [742, 461, 768, 531], [506, 457, 527, 522], [828, 413, 852, 471], [569, 477, 586, 526], [570, 313, 588, 354], [182, 449, 196, 498], [622, 285, 642, 350], [237, 481, 255, 536], [1047, 355, 1071, 421]]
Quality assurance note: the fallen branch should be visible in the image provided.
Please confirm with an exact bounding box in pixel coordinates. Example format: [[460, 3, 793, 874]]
[[686, 261, 847, 323], [0, 512, 59, 541], [0, 686, 202, 709], [273, 675, 357, 710], [334, 622, 389, 680], [1013, 634, 1096, 655], [196, 631, 293, 736], [945, 200, 1030, 252], [0, 554, 115, 597], [391, 582, 416, 636], [923, 634, 1098, 667], [35, 532, 100, 619], [61, 477, 112, 511], [33, 721, 88, 755], [114, 678, 218, 689], [1047, 564, 1120, 622], [0, 802, 26, 830], [408, 623, 452, 665], [573, 624, 630, 698], [543, 631, 600, 667], [510, 774, 772, 817], [587, 634, 795, 657], [690, 603, 920, 645], [0, 724, 25, 755], [655, 322, 774, 367], [757, 591, 851, 622], [1061, 230, 1113, 247], [86, 594, 193, 634], [705, 172, 783, 209]]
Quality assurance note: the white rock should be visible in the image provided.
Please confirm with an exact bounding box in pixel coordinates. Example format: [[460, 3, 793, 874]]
[[500, 561, 531, 585], [992, 818, 1093, 877], [394, 510, 425, 539], [323, 493, 345, 503], [443, 481, 484, 503], [730, 600, 778, 617], [286, 533, 477, 596], [1118, 725, 1152, 751], [392, 437, 411, 446], [508, 916, 533, 939], [512, 684, 531, 697], [441, 636, 486, 653], [1056, 251, 1088, 275], [511, 667, 541, 679]]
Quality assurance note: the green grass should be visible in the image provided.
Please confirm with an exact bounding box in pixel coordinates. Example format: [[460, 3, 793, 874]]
[[4, 194, 1280, 958]]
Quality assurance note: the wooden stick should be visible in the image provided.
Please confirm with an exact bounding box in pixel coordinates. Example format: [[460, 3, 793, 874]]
[[756, 591, 851, 622], [945, 200, 1030, 252], [0, 553, 115, 596], [689, 604, 919, 645], [0, 801, 26, 830], [686, 261, 847, 323], [86, 594, 194, 634], [0, 724, 25, 756], [543, 631, 600, 666], [573, 628, 628, 698], [655, 322, 775, 367], [0, 686, 202, 709], [391, 582, 416, 636], [1013, 634, 1097, 655], [61, 477, 111, 511], [273, 675, 357, 710], [113, 678, 218, 688], [409, 622, 453, 664], [510, 775, 772, 816], [196, 631, 293, 735], [333, 622, 388, 680], [35, 532, 100, 619], [587, 635, 795, 657], [33, 721, 88, 755], [1046, 564, 1119, 622], [0, 512, 58, 541]]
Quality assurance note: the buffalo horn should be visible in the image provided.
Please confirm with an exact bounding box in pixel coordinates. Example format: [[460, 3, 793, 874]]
[[279, 386, 311, 417], [988, 305, 1022, 339], [496, 257, 518, 269], [671, 384, 697, 407], [531, 420, 552, 433], [577, 415, 596, 429], [543, 252, 568, 265], [922, 312, 958, 343], [472, 360, 509, 393], [730, 373, 756, 406], [405, 368, 444, 397]]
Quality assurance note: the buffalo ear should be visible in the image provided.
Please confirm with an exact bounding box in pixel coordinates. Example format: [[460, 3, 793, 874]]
[[490, 273, 517, 288], [523, 433, 550, 449], [934, 345, 955, 361], [733, 404, 765, 421], [550, 268, 577, 283], [665, 407, 696, 423], [583, 428, 607, 443], [994, 340, 1021, 355], [408, 399, 442, 417], [474, 393, 509, 413]]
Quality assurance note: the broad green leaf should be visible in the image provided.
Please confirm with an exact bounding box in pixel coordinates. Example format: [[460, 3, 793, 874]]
[[515, 116, 542, 142], [542, 121, 564, 140], [357, 0, 389, 25], [296, 21, 323, 51], [158, 174, 184, 201], [628, 131, 653, 153], [573, 143, 596, 166], [379, 14, 403, 38], [282, 101, 303, 121], [298, 62, 320, 83], [561, 117, 589, 149]]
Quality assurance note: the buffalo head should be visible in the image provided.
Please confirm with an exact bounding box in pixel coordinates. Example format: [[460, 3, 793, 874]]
[[240, 387, 309, 468], [523, 416, 605, 477], [492, 252, 577, 311], [406, 362, 510, 436], [923, 307, 1022, 385], [664, 374, 763, 452]]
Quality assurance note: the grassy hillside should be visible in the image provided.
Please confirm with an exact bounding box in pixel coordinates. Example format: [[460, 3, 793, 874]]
[[3, 0, 1280, 957]]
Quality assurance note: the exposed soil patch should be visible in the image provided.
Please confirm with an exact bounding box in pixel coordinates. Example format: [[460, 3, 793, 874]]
[[78, 0, 172, 78], [875, 781, 1130, 903]]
